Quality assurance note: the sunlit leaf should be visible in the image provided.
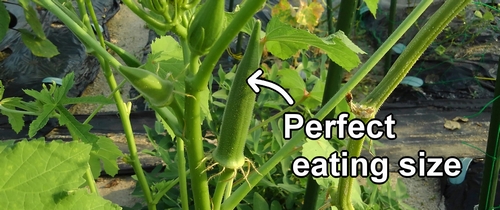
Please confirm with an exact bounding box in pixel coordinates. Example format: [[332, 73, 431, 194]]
[[265, 18, 364, 71]]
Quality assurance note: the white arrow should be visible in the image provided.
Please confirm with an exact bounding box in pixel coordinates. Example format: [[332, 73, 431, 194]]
[[246, 68, 295, 106]]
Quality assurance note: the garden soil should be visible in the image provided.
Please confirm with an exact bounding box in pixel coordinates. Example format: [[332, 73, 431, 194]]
[[82, 3, 448, 210]]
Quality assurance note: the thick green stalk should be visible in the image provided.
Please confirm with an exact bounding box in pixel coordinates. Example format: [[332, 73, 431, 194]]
[[303, 0, 358, 208], [338, 0, 470, 209], [191, 0, 265, 91], [221, 2, 432, 209], [184, 54, 210, 209], [478, 52, 500, 210]]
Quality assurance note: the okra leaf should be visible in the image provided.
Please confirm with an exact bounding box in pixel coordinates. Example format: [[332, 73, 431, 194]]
[[57, 106, 99, 146], [265, 18, 364, 71], [270, 200, 282, 210], [0, 107, 24, 134], [0, 2, 9, 41], [212, 89, 228, 100], [277, 68, 306, 102], [277, 183, 304, 193], [28, 103, 55, 138], [0, 97, 26, 133], [277, 68, 306, 90], [0, 139, 92, 209], [253, 192, 270, 210], [302, 79, 324, 109], [0, 139, 15, 151], [146, 36, 184, 79], [301, 137, 338, 188], [24, 88, 53, 104], [54, 72, 75, 102], [363, 0, 379, 18], [54, 189, 121, 210], [89, 136, 123, 177], [18, 0, 45, 39], [19, 29, 59, 58]]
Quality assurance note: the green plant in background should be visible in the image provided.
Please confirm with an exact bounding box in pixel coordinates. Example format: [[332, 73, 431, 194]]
[[0, 0, 472, 210]]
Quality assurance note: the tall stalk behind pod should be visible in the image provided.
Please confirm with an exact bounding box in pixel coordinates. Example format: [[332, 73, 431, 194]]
[[301, 0, 358, 209], [478, 56, 500, 210]]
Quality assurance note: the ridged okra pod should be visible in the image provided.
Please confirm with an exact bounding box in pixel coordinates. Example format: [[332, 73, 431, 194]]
[[212, 20, 262, 169], [118, 65, 174, 107]]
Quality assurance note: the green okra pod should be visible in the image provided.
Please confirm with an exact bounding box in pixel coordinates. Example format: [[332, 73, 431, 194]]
[[212, 20, 262, 169], [118, 65, 174, 108], [187, 0, 225, 56]]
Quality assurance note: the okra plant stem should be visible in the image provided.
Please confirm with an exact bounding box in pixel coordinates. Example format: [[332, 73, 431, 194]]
[[221, 1, 433, 209], [121, 0, 168, 31], [212, 169, 235, 210], [176, 136, 189, 210], [338, 1, 469, 208], [361, 0, 470, 109], [73, 0, 100, 196], [85, 165, 98, 194], [184, 53, 211, 209], [38, 1, 156, 209]]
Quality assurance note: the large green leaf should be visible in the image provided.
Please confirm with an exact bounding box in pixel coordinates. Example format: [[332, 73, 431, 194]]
[[0, 139, 99, 209], [265, 18, 365, 71], [54, 189, 121, 210], [19, 29, 59, 58]]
